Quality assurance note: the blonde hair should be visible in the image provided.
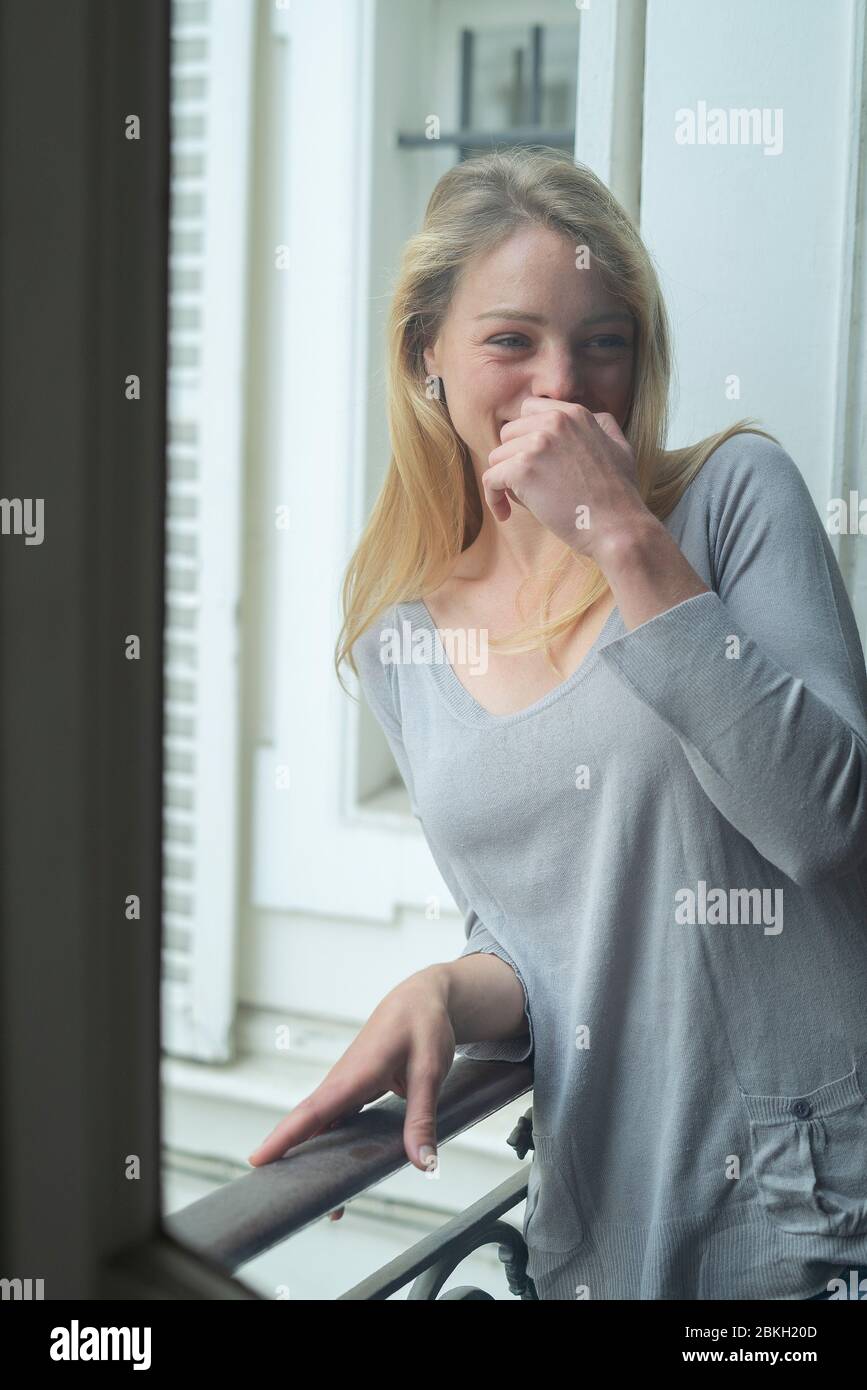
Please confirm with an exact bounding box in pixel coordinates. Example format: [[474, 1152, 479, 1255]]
[[336, 145, 778, 692]]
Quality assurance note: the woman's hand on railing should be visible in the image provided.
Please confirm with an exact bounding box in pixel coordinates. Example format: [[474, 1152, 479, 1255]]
[[245, 966, 456, 1216]]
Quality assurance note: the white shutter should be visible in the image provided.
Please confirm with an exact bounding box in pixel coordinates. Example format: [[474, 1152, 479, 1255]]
[[161, 0, 254, 1061]]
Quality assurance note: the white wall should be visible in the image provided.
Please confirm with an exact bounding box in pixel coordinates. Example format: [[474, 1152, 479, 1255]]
[[640, 0, 865, 564]]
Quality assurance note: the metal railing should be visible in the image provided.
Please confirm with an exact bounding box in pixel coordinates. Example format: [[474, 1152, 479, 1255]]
[[396, 24, 576, 162], [165, 1055, 537, 1300]]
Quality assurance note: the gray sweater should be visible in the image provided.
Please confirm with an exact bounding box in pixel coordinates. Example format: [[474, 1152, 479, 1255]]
[[353, 432, 867, 1300]]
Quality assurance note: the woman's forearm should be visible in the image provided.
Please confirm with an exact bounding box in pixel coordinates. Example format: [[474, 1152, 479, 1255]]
[[424, 954, 530, 1046], [591, 513, 710, 630]]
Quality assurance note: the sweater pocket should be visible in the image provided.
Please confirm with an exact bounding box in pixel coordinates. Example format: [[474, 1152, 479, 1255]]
[[740, 1064, 867, 1237], [523, 1133, 585, 1254]]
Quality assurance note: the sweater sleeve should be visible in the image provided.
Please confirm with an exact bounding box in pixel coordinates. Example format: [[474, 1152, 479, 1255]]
[[353, 610, 534, 1063], [596, 435, 867, 887]]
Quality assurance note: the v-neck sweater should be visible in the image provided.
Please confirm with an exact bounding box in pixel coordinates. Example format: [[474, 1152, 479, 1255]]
[[352, 431, 867, 1300]]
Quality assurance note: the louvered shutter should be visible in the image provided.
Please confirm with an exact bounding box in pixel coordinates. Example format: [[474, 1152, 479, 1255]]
[[161, 0, 254, 1061]]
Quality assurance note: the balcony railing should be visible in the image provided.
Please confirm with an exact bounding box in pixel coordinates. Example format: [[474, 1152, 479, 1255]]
[[165, 1055, 538, 1300]]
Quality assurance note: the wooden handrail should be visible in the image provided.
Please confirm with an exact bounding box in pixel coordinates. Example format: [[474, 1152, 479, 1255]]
[[165, 1056, 533, 1275]]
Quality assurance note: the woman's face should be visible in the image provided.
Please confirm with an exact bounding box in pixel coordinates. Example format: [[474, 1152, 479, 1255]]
[[423, 224, 636, 474]]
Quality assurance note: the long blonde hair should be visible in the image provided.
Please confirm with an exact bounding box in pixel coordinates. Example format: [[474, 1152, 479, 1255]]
[[336, 145, 778, 693]]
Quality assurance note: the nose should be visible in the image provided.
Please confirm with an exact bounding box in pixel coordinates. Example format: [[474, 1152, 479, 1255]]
[[531, 349, 589, 407]]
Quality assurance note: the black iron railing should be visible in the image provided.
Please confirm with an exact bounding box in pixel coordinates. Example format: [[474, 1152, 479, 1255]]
[[165, 1055, 537, 1300]]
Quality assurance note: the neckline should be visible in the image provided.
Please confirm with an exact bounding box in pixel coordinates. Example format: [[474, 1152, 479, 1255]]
[[397, 598, 623, 728]]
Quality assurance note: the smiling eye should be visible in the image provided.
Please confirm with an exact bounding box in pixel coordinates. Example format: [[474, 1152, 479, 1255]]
[[489, 333, 631, 352]]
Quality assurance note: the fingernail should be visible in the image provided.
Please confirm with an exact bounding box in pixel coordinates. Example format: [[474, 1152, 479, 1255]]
[[419, 1144, 438, 1171]]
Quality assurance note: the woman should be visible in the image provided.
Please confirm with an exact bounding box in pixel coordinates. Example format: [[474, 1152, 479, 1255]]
[[250, 148, 867, 1301]]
